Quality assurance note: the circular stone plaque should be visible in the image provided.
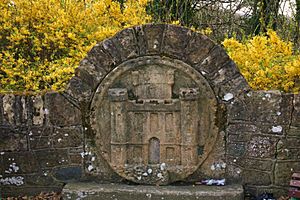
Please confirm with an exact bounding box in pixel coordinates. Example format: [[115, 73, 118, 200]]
[[90, 56, 218, 185]]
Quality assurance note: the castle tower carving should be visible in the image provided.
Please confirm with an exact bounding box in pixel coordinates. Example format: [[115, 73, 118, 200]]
[[108, 66, 199, 169]]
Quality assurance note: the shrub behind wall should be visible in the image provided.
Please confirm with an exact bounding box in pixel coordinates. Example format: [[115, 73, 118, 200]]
[[0, 0, 150, 92]]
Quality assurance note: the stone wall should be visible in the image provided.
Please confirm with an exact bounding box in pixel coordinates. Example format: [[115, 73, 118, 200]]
[[0, 24, 299, 198], [227, 91, 300, 197], [0, 93, 84, 196]]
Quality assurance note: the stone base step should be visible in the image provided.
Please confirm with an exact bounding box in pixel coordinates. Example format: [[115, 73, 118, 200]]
[[62, 182, 244, 200]]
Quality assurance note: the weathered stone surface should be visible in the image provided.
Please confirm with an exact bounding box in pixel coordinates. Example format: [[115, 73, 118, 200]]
[[293, 93, 300, 126], [227, 143, 246, 157], [90, 56, 219, 185], [162, 25, 192, 60], [0, 127, 27, 151], [14, 96, 28, 125], [242, 170, 272, 185], [24, 173, 63, 187], [1, 24, 300, 198], [45, 92, 82, 126], [75, 58, 106, 90], [288, 126, 300, 137], [69, 147, 84, 165], [86, 43, 115, 72], [227, 123, 288, 137], [31, 95, 45, 126], [36, 149, 69, 168], [0, 94, 4, 125], [1, 186, 62, 198], [227, 157, 273, 172], [186, 33, 215, 65], [274, 161, 300, 186], [101, 38, 122, 65], [2, 94, 15, 125], [52, 127, 82, 148], [190, 131, 226, 180], [63, 182, 244, 200], [53, 166, 82, 182], [245, 186, 289, 199], [246, 136, 278, 158], [28, 126, 52, 137], [217, 75, 250, 102], [228, 91, 293, 126], [194, 45, 231, 76], [134, 25, 147, 55], [2, 152, 39, 174], [65, 76, 92, 103], [143, 24, 165, 54], [112, 28, 138, 60], [211, 61, 241, 86], [30, 136, 52, 150]]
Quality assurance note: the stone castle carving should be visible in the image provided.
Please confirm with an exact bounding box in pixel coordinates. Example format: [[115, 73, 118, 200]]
[[108, 66, 200, 169]]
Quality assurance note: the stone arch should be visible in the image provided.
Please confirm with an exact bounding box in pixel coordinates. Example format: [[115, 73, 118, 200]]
[[63, 24, 251, 185], [65, 24, 250, 105]]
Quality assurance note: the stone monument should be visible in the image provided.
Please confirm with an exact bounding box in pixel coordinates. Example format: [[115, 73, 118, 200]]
[[90, 56, 218, 185]]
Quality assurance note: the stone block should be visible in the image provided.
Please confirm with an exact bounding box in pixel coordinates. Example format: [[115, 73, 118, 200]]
[[69, 147, 84, 165], [112, 28, 138, 60], [242, 170, 272, 185], [24, 173, 62, 187], [142, 24, 166, 55], [134, 25, 147, 55], [86, 42, 115, 72], [0, 94, 3, 125], [227, 124, 259, 140], [2, 94, 15, 125], [31, 95, 45, 126], [75, 59, 106, 91], [30, 136, 52, 150], [52, 127, 83, 148], [53, 166, 82, 182], [227, 143, 246, 157], [276, 138, 300, 160], [245, 186, 289, 199], [275, 161, 300, 186], [288, 126, 300, 137], [217, 75, 250, 103], [63, 182, 244, 200], [211, 61, 241, 86], [0, 127, 27, 151], [227, 157, 273, 172], [28, 126, 53, 137], [36, 149, 69, 168], [64, 76, 92, 103], [246, 136, 278, 159], [228, 91, 293, 126], [45, 92, 82, 127], [186, 33, 215, 65], [162, 25, 193, 60], [194, 45, 231, 76], [101, 38, 122, 65], [0, 94, 28, 125], [227, 122, 288, 138], [2, 152, 39, 174], [13, 96, 28, 125], [1, 185, 63, 198], [292, 93, 300, 126]]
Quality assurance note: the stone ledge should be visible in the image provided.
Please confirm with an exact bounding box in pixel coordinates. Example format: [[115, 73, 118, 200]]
[[62, 182, 244, 200]]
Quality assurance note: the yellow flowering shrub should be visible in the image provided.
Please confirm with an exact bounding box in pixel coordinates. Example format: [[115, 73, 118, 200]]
[[0, 0, 150, 92], [223, 30, 300, 93]]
